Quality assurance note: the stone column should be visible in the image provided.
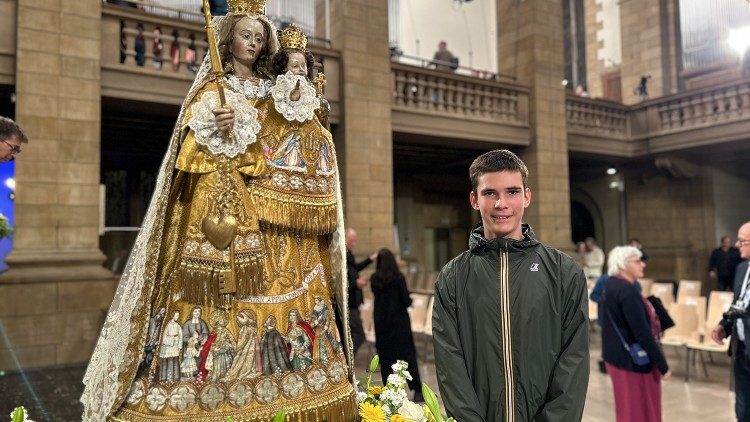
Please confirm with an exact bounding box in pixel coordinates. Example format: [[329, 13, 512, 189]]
[[0, 0, 114, 369], [619, 0, 681, 104], [329, 0, 394, 254], [497, 0, 573, 250]]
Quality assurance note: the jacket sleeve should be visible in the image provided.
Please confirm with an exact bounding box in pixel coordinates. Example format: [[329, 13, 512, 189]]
[[398, 275, 413, 309], [432, 265, 485, 422], [355, 257, 373, 272], [708, 249, 718, 271], [621, 287, 669, 374], [534, 265, 590, 422], [589, 275, 607, 303]]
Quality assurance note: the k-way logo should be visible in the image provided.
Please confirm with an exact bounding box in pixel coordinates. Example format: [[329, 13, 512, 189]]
[[529, 263, 539, 272]]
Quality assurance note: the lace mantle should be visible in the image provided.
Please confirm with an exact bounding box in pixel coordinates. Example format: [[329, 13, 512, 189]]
[[270, 72, 320, 123], [187, 90, 261, 158], [224, 75, 272, 99]]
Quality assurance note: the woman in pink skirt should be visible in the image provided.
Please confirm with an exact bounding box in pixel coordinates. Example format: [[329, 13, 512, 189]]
[[601, 246, 672, 421]]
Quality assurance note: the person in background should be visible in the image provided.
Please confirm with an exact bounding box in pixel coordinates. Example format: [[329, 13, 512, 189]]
[[345, 228, 377, 356], [711, 222, 750, 421], [584, 237, 605, 281], [601, 246, 670, 422], [591, 250, 645, 374], [0, 116, 27, 163], [709, 235, 742, 291], [573, 241, 587, 269], [432, 41, 457, 72], [629, 238, 649, 262], [370, 248, 423, 402]]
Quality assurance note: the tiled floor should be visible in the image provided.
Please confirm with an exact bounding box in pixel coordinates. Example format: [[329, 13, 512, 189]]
[[0, 330, 739, 421]]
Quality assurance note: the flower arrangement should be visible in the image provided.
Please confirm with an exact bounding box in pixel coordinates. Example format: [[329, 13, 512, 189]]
[[357, 355, 455, 422]]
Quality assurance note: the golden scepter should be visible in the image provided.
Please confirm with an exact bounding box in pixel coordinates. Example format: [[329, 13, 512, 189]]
[[199, 0, 238, 298], [202, 0, 227, 107]]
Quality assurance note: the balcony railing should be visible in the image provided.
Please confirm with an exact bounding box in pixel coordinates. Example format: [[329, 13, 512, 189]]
[[648, 79, 750, 135], [392, 62, 528, 125], [566, 96, 630, 139]]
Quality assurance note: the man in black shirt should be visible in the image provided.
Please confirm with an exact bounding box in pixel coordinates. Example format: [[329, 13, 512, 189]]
[[345, 228, 377, 355], [709, 235, 742, 291]]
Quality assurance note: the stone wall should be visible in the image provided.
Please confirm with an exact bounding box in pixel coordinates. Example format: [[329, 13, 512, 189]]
[[498, 0, 573, 250], [330, 0, 394, 255], [0, 0, 115, 370]]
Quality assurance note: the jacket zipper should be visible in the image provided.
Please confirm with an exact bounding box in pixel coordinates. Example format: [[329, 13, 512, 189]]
[[499, 247, 515, 422]]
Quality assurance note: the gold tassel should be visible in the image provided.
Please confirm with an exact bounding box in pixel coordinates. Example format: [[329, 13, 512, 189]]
[[250, 186, 338, 235], [178, 258, 263, 306]]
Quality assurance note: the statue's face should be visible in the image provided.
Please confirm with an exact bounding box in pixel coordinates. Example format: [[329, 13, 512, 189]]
[[232, 17, 266, 67], [192, 308, 201, 318], [172, 312, 180, 321], [286, 51, 307, 77]]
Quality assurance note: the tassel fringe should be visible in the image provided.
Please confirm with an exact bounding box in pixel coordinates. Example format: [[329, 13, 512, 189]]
[[178, 256, 263, 308], [250, 184, 337, 235]]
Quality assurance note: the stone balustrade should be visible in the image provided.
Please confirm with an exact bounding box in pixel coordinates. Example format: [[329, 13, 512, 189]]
[[392, 62, 529, 125], [566, 95, 630, 139], [650, 79, 750, 134]]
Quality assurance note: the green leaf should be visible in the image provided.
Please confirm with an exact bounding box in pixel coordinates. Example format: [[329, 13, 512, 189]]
[[368, 355, 380, 373], [421, 383, 443, 422], [11, 407, 25, 422], [224, 417, 235, 422], [272, 410, 286, 422]]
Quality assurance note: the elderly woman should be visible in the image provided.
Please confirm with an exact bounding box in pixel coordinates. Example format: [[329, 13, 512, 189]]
[[601, 246, 671, 422]]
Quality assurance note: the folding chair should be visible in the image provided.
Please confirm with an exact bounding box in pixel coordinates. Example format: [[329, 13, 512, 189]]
[[685, 291, 734, 381], [661, 297, 705, 347], [677, 280, 702, 303], [651, 282, 675, 309]]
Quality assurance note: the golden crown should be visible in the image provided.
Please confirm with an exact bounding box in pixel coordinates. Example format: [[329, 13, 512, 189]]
[[279, 24, 308, 50], [228, 0, 266, 15]]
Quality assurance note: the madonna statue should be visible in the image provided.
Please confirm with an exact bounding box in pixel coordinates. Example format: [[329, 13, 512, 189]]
[[80, 1, 357, 420]]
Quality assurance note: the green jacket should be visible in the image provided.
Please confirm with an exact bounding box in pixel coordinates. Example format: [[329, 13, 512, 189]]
[[433, 224, 589, 422]]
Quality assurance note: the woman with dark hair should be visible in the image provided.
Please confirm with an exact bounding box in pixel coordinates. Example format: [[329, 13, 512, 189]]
[[371, 248, 424, 402]]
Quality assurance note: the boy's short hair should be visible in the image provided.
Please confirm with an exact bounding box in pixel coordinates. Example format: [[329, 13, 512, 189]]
[[0, 116, 28, 144], [469, 149, 528, 192]]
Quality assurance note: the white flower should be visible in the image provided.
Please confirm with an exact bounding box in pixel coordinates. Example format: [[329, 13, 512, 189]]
[[398, 401, 428, 422], [392, 360, 409, 372], [387, 373, 406, 387], [382, 403, 392, 416], [381, 389, 405, 408], [356, 391, 368, 403]]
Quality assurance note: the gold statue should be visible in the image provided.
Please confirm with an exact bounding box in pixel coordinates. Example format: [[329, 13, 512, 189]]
[[81, 4, 357, 422]]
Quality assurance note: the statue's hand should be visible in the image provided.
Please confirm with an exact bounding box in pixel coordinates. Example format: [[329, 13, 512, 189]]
[[290, 80, 302, 101], [212, 106, 235, 132]]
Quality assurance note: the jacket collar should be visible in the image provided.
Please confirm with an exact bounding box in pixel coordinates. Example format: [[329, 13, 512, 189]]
[[468, 223, 540, 253]]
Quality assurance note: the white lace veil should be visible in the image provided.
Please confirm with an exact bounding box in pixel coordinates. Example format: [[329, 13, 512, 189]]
[[80, 13, 352, 421]]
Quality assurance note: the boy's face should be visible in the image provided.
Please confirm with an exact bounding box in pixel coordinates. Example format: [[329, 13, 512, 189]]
[[469, 171, 530, 241], [286, 51, 308, 77]]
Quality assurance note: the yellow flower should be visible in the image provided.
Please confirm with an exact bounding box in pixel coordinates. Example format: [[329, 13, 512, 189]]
[[368, 385, 384, 396], [391, 416, 408, 422], [359, 402, 386, 422]]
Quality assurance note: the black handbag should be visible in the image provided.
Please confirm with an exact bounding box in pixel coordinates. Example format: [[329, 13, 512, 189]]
[[647, 295, 675, 331]]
